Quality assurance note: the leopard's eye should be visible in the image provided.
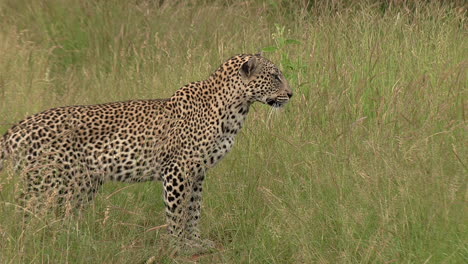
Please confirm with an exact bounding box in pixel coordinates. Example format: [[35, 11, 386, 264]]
[[273, 74, 281, 81]]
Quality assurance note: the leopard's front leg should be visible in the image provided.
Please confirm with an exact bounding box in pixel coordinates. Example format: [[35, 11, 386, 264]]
[[185, 174, 216, 248], [163, 161, 214, 253]]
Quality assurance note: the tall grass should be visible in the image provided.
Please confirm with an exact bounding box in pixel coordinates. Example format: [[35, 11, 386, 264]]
[[0, 0, 466, 263]]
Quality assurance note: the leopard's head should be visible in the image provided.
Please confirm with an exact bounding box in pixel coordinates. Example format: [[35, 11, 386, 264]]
[[239, 54, 293, 108]]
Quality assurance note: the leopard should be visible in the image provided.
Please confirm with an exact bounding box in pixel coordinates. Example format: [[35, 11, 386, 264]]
[[0, 53, 292, 253]]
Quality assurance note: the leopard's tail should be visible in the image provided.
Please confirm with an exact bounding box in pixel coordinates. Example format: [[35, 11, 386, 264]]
[[0, 136, 6, 172]]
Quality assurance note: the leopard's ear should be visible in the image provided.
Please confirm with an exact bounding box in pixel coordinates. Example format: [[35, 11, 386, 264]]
[[255, 50, 263, 57], [240, 57, 258, 79]]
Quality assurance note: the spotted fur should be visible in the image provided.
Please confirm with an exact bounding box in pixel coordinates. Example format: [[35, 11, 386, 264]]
[[0, 54, 292, 251]]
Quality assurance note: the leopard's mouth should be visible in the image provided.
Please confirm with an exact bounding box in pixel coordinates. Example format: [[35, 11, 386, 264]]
[[266, 98, 288, 108]]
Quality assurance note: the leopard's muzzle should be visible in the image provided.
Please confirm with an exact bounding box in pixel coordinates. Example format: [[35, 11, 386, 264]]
[[266, 91, 293, 108]]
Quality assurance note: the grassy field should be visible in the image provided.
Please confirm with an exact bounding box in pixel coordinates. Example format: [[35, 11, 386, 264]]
[[0, 0, 466, 263]]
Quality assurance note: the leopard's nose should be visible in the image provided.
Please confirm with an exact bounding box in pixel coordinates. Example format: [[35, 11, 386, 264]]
[[287, 91, 293, 98]]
